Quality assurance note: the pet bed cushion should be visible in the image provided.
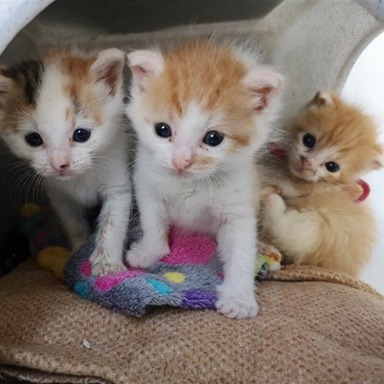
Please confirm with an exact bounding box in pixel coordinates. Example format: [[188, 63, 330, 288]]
[[0, 260, 383, 383]]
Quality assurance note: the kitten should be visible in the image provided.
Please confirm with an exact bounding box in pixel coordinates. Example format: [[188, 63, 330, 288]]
[[125, 40, 283, 319], [0, 48, 132, 275], [258, 91, 383, 277]]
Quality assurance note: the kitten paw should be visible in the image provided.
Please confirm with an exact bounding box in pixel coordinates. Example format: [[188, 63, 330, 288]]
[[91, 259, 126, 276], [126, 241, 169, 268], [260, 185, 282, 198], [263, 193, 286, 217], [90, 248, 126, 276], [257, 241, 282, 265], [216, 295, 259, 319]]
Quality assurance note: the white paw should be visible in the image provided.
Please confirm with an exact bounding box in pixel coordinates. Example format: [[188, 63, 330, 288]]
[[257, 241, 282, 262], [263, 193, 286, 219], [91, 259, 126, 276], [216, 292, 259, 319], [125, 240, 169, 268], [90, 248, 126, 276]]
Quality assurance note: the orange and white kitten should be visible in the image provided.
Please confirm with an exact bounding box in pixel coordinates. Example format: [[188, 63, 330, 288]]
[[0, 49, 131, 275], [126, 40, 283, 319], [258, 91, 383, 277]]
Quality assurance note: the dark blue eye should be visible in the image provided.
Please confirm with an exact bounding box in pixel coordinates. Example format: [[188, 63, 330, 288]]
[[325, 161, 340, 173], [302, 133, 316, 148], [25, 132, 43, 147], [73, 129, 91, 143], [203, 130, 224, 147], [154, 122, 172, 138]]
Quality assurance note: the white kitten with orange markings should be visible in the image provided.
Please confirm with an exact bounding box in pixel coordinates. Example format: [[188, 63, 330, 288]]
[[258, 91, 383, 277], [125, 40, 283, 319], [0, 48, 132, 275]]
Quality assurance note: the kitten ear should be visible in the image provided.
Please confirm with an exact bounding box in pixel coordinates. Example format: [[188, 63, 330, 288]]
[[91, 48, 125, 95], [0, 73, 13, 109], [311, 91, 335, 108], [242, 67, 283, 113], [127, 49, 164, 88], [370, 146, 384, 169]]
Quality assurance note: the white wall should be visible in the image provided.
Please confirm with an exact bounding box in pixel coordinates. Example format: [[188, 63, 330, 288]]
[[342, 31, 384, 295]]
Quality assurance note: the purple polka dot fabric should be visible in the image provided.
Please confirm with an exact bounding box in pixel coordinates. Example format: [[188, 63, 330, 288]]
[[19, 203, 273, 317], [65, 227, 224, 316]]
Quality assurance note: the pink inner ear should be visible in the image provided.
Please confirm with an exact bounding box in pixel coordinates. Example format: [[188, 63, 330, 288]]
[[267, 142, 287, 160], [254, 86, 274, 112], [132, 65, 149, 77], [127, 50, 164, 83], [243, 68, 283, 113], [97, 62, 122, 96]]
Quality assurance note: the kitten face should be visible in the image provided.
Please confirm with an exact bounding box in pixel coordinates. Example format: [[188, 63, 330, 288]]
[[127, 41, 282, 180], [0, 49, 125, 180], [287, 91, 383, 183]]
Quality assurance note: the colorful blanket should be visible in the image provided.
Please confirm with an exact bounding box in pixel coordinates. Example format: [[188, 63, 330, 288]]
[[20, 203, 281, 317]]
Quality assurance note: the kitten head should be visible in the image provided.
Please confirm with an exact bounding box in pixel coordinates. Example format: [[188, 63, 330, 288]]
[[126, 40, 282, 180], [0, 48, 125, 180], [287, 91, 383, 183]]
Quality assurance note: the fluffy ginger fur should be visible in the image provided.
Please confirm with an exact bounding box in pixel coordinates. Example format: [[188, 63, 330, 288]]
[[126, 39, 283, 319], [0, 49, 132, 275], [258, 91, 383, 277]]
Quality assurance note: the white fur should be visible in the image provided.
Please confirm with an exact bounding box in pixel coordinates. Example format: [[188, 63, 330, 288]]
[[129, 137, 259, 319], [2, 50, 131, 275], [126, 47, 283, 319]]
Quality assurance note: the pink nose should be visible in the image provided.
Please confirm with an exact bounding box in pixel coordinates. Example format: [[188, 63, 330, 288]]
[[172, 156, 192, 172], [51, 162, 70, 173], [51, 155, 70, 174], [300, 156, 312, 171]]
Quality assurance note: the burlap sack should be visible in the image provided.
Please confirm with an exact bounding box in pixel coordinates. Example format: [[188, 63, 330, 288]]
[[0, 260, 383, 384]]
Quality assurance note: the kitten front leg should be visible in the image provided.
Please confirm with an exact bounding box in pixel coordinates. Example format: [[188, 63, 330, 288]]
[[125, 192, 169, 269], [91, 173, 132, 276], [216, 213, 258, 319], [47, 188, 89, 251], [261, 193, 321, 264], [261, 192, 287, 223]]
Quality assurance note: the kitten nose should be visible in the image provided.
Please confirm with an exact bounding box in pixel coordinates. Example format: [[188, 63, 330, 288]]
[[51, 161, 70, 173], [172, 154, 192, 172], [51, 153, 70, 173], [300, 156, 313, 170]]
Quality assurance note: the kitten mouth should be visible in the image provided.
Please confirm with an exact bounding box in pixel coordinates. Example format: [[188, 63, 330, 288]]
[[51, 171, 75, 181], [173, 169, 193, 178], [58, 174, 73, 180]]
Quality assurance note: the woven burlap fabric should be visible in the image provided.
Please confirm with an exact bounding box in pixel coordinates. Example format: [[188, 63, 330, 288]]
[[0, 260, 383, 384]]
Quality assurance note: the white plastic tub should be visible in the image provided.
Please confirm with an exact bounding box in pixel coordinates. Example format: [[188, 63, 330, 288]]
[[0, 0, 382, 264]]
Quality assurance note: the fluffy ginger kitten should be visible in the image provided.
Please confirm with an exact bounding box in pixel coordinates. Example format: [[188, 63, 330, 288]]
[[258, 91, 383, 277], [125, 40, 283, 319], [0, 49, 131, 275]]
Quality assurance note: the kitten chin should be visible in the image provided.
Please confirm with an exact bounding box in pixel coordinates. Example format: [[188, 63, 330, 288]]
[[126, 38, 283, 319], [258, 91, 383, 277], [0, 48, 133, 276]]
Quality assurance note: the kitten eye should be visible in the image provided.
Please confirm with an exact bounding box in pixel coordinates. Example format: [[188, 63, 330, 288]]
[[302, 133, 316, 148], [325, 161, 340, 173], [203, 130, 224, 147], [25, 132, 43, 147], [73, 128, 91, 143], [154, 122, 172, 138]]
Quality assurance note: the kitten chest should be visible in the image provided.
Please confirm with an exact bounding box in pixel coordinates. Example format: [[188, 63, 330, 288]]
[[164, 187, 223, 234]]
